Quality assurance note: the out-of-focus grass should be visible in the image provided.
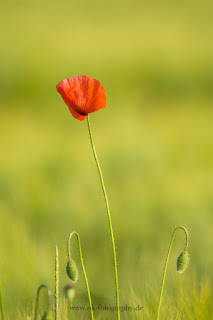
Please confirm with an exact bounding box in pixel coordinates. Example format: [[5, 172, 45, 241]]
[[1, 105, 213, 319], [8, 278, 213, 319], [0, 0, 213, 318]]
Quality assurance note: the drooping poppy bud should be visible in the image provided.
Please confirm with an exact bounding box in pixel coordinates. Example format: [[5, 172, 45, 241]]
[[56, 76, 107, 120], [66, 259, 78, 282], [176, 250, 189, 273]]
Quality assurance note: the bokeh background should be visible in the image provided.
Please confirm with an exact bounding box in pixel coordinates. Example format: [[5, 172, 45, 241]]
[[0, 0, 213, 318]]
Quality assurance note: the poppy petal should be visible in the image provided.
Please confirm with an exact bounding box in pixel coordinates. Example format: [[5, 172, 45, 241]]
[[56, 76, 107, 120], [56, 79, 86, 120], [67, 104, 86, 121]]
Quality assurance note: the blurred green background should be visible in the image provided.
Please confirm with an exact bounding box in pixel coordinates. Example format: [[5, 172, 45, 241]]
[[0, 0, 213, 318]]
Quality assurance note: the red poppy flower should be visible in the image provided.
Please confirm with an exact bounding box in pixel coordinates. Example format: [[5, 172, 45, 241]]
[[56, 76, 107, 121]]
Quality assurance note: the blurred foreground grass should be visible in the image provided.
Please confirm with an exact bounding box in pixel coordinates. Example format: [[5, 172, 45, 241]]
[[0, 0, 213, 318], [0, 104, 213, 319]]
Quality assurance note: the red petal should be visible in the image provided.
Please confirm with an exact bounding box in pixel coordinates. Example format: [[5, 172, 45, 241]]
[[56, 76, 107, 120], [67, 107, 86, 121]]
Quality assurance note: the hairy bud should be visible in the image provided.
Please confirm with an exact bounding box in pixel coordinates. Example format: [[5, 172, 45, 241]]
[[66, 259, 78, 282], [176, 250, 189, 273]]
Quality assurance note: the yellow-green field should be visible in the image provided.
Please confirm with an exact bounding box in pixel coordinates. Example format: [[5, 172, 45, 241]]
[[0, 0, 213, 319]]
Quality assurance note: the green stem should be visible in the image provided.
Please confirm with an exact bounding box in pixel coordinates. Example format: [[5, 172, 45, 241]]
[[156, 226, 189, 320], [86, 115, 120, 320], [34, 285, 51, 320], [55, 245, 59, 320], [0, 281, 5, 320], [69, 300, 73, 320], [67, 232, 94, 320]]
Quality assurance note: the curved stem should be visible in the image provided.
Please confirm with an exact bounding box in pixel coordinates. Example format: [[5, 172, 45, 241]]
[[0, 281, 5, 320], [86, 115, 120, 320], [34, 285, 51, 320], [68, 232, 94, 320], [156, 226, 189, 320], [55, 245, 59, 320]]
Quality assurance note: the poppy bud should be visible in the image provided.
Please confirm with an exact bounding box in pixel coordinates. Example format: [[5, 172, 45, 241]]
[[66, 260, 78, 282], [64, 284, 76, 302], [176, 250, 189, 273], [41, 310, 52, 320]]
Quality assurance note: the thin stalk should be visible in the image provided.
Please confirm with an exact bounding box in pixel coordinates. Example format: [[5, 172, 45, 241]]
[[157, 226, 189, 320], [55, 245, 59, 320], [67, 299, 73, 320], [86, 115, 120, 320], [67, 232, 94, 320], [69, 300, 73, 320], [0, 282, 5, 320], [34, 285, 51, 320]]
